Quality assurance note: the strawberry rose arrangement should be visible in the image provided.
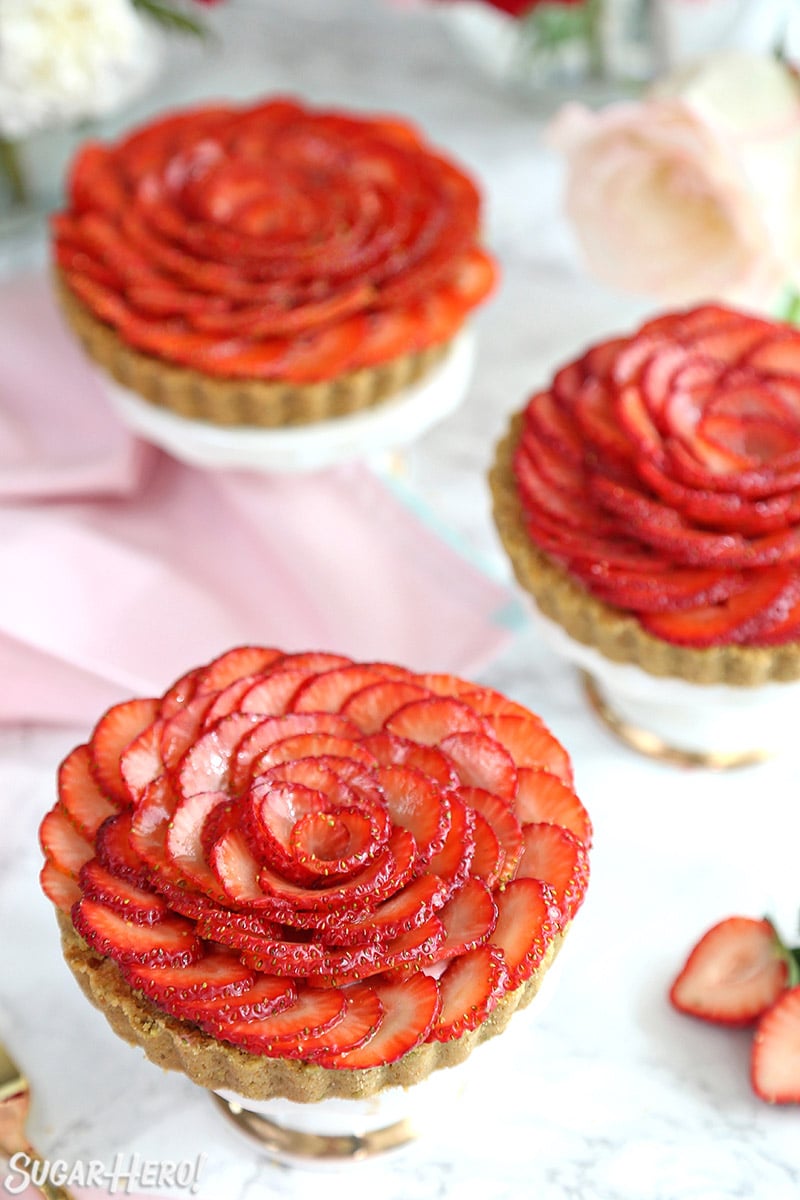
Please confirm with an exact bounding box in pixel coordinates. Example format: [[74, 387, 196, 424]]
[[39, 647, 591, 1098]]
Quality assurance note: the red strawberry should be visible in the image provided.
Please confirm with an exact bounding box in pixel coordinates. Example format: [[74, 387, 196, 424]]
[[431, 944, 509, 1041], [321, 975, 440, 1068], [39, 861, 82, 915], [469, 811, 503, 888], [341, 681, 430, 735], [436, 877, 498, 957], [177, 712, 263, 800], [439, 732, 517, 799], [216, 987, 346, 1054], [514, 768, 592, 848], [72, 898, 201, 967], [641, 569, 800, 648], [515, 823, 590, 921], [39, 805, 94, 879], [177, 975, 297, 1028], [751, 986, 800, 1103], [360, 732, 460, 789], [484, 715, 573, 784], [228, 712, 360, 793], [160, 666, 202, 718], [374, 764, 450, 863], [426, 794, 476, 893], [670, 917, 789, 1025], [193, 645, 284, 693], [119, 719, 165, 803], [289, 664, 389, 713], [458, 787, 523, 884], [95, 811, 150, 888], [304, 987, 385, 1062], [489, 878, 561, 986], [89, 697, 161, 806], [238, 668, 322, 716], [124, 950, 255, 1006], [384, 696, 489, 745], [79, 860, 169, 924], [58, 745, 117, 836], [324, 873, 445, 945]]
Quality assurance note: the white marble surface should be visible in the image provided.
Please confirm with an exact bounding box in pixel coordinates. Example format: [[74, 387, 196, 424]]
[[1, 3, 800, 1198]]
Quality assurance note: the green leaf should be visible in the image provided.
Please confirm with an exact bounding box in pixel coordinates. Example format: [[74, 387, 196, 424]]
[[789, 947, 800, 989], [132, 0, 207, 38]]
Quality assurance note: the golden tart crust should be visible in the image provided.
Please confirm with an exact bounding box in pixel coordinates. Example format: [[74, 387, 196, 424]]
[[490, 413, 800, 687]]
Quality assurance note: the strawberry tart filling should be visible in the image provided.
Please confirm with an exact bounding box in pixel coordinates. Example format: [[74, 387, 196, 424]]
[[40, 648, 590, 1096], [52, 98, 496, 389]]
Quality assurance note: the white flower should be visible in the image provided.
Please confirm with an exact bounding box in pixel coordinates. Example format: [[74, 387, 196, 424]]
[[549, 52, 800, 310], [0, 0, 161, 139]]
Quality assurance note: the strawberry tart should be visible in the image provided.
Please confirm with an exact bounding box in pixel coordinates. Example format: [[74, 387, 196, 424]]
[[39, 647, 591, 1118], [490, 305, 800, 763], [51, 98, 496, 438]]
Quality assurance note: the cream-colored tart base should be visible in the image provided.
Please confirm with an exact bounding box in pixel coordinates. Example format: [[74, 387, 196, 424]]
[[489, 414, 800, 687], [96, 331, 475, 473], [57, 913, 564, 1104]]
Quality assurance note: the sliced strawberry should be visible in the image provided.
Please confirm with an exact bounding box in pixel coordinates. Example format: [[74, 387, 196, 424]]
[[289, 664, 398, 714], [456, 690, 536, 722], [256, 734, 377, 776], [514, 768, 592, 848], [670, 917, 789, 1025], [437, 877, 497, 958], [194, 646, 284, 693], [160, 666, 202, 718], [215, 987, 346, 1054], [128, 776, 179, 878], [417, 673, 476, 698], [72, 898, 201, 967], [322, 975, 440, 1068], [304, 987, 385, 1062], [166, 790, 230, 898], [229, 712, 360, 793], [484, 715, 573, 784], [119, 719, 165, 803], [342, 681, 430, 735], [202, 675, 266, 726], [89, 697, 161, 806], [457, 787, 523, 884], [238, 668, 322, 717], [159, 692, 218, 771], [751, 986, 800, 1103], [324, 874, 446, 944], [95, 811, 150, 888], [469, 811, 503, 888], [438, 732, 517, 799], [124, 950, 255, 1005], [516, 823, 590, 920], [360, 732, 460, 789], [384, 697, 489, 745], [39, 806, 94, 879], [489, 878, 561, 986], [431, 945, 509, 1041], [641, 568, 800, 648], [79, 860, 168, 924], [299, 918, 446, 988], [58, 745, 117, 838], [290, 807, 379, 879], [374, 764, 450, 863], [209, 828, 268, 907], [176, 975, 297, 1028], [177, 712, 263, 799], [426, 794, 475, 896], [40, 860, 82, 914], [150, 877, 221, 920]]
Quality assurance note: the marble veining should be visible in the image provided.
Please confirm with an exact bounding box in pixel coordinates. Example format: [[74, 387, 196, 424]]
[[1, 2, 800, 1197]]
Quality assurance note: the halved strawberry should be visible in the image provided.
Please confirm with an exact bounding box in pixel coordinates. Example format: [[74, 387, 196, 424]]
[[216, 987, 346, 1054], [431, 945, 509, 1041], [40, 861, 82, 914], [72, 898, 201, 967], [484, 715, 573, 784], [384, 697, 489, 745], [321, 975, 440, 1068], [39, 806, 94, 879], [57, 745, 117, 838], [516, 823, 590, 920], [514, 768, 592, 848], [438, 732, 517, 799], [670, 917, 789, 1025], [79, 860, 168, 924], [124, 950, 255, 1005], [751, 986, 800, 1103], [489, 878, 561, 986], [89, 697, 161, 806]]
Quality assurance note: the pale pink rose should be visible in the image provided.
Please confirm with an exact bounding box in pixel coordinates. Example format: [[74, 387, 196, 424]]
[[549, 53, 800, 309]]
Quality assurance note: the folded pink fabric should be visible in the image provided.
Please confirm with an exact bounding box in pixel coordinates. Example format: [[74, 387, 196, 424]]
[[0, 274, 515, 725]]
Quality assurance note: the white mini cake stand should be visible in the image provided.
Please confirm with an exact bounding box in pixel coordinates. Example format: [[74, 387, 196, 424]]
[[100, 332, 475, 474], [530, 608, 800, 769]]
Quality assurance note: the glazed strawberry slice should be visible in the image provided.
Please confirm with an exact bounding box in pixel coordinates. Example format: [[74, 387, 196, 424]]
[[751, 987, 800, 1103], [469, 811, 503, 888], [79, 860, 169, 924], [229, 713, 360, 793], [89, 697, 161, 807], [304, 987, 385, 1063], [341, 681, 430, 735], [166, 790, 231, 898], [360, 732, 460, 789], [95, 811, 151, 888], [124, 950, 255, 1005], [670, 917, 789, 1025], [159, 665, 202, 718], [516, 823, 590, 921], [72, 898, 202, 967], [177, 976, 297, 1028], [436, 877, 497, 958], [431, 945, 509, 1041], [39, 806, 94, 879], [39, 861, 82, 915], [523, 390, 585, 465], [289, 664, 396, 714], [514, 768, 592, 848], [641, 568, 800, 648], [290, 807, 379, 879], [426, 794, 475, 895], [202, 675, 266, 726], [119, 719, 166, 803], [322, 975, 440, 1068], [483, 715, 573, 784], [749, 582, 800, 645], [177, 712, 264, 800], [439, 732, 517, 799], [374, 765, 450, 863], [192, 646, 286, 693], [159, 692, 218, 771], [385, 696, 489, 745], [128, 776, 180, 878], [457, 787, 523, 884], [58, 745, 117, 839], [237, 668, 325, 717], [216, 987, 346, 1055], [324, 873, 446, 945], [489, 878, 561, 987], [255, 733, 376, 774]]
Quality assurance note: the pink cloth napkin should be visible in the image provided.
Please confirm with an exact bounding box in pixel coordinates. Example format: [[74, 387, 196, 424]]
[[0, 274, 516, 726]]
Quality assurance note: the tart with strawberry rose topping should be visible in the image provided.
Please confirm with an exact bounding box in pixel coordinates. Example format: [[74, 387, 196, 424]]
[[490, 306, 800, 763], [51, 97, 497, 432], [39, 647, 591, 1109]]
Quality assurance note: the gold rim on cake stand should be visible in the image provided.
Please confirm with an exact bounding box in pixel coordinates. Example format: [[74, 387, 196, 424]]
[[580, 671, 772, 770], [211, 1093, 418, 1161]]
